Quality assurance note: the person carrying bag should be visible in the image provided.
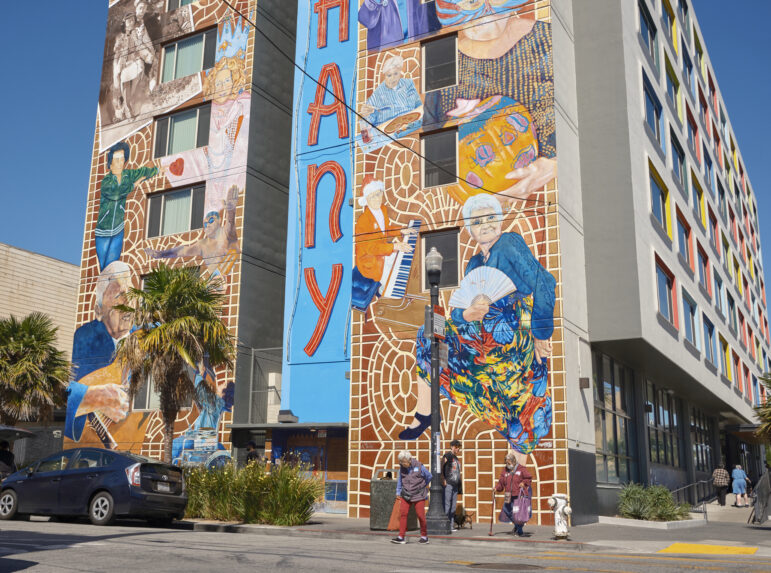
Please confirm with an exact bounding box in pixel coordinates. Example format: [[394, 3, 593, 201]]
[[495, 451, 533, 536]]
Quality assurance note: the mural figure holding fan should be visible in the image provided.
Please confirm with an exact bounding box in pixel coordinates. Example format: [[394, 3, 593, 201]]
[[407, 193, 555, 456]]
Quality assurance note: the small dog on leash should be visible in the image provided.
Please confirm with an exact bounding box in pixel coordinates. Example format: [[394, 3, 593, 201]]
[[454, 504, 474, 530]]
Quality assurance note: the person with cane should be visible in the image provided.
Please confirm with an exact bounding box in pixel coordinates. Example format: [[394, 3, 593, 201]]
[[493, 451, 533, 536]]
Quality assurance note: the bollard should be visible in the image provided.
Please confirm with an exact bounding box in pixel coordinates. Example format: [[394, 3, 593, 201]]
[[547, 493, 571, 539]]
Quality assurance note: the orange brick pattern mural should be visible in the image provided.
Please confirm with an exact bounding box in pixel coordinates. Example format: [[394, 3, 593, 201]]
[[348, 0, 567, 525], [66, 0, 254, 464]]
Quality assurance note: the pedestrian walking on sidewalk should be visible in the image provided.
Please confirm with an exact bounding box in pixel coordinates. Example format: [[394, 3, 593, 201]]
[[711, 463, 730, 506], [442, 439, 463, 531], [495, 451, 533, 537], [732, 464, 750, 507], [392, 450, 432, 545]]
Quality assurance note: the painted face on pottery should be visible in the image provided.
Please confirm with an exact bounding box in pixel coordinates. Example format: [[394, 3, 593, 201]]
[[110, 149, 126, 176], [214, 68, 234, 103], [100, 280, 131, 339], [366, 190, 384, 211], [203, 212, 221, 237], [383, 66, 402, 89], [468, 206, 503, 246]]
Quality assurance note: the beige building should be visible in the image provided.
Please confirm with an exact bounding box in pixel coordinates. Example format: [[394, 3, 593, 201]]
[[0, 242, 79, 359]]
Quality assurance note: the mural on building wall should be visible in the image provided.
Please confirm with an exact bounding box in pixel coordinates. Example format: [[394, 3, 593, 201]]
[[67, 1, 254, 465], [99, 0, 201, 151], [349, 0, 564, 523]]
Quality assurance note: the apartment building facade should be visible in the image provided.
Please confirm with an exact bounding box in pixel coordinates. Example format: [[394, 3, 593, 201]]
[[575, 0, 769, 514], [66, 0, 296, 464]]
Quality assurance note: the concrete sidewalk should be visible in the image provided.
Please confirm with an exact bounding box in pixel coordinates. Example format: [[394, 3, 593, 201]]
[[189, 511, 771, 555]]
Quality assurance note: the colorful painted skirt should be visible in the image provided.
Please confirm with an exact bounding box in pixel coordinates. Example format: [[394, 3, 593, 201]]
[[416, 292, 551, 454]]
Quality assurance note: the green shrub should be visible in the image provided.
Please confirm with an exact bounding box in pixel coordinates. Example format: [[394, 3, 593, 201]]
[[184, 458, 322, 525], [617, 483, 691, 521]]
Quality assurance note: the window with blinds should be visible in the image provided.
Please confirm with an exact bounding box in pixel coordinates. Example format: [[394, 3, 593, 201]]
[[161, 28, 216, 83], [154, 104, 210, 158]]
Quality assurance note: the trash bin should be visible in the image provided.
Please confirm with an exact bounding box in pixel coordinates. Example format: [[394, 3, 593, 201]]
[[370, 468, 417, 530]]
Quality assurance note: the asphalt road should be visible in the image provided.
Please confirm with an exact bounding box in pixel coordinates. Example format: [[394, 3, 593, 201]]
[[1, 519, 771, 572]]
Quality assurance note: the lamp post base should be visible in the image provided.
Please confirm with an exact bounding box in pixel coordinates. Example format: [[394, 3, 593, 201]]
[[425, 484, 451, 535]]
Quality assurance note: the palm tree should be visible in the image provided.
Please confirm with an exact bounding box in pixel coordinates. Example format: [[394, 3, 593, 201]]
[[0, 313, 70, 426], [755, 374, 771, 440], [115, 264, 235, 463]]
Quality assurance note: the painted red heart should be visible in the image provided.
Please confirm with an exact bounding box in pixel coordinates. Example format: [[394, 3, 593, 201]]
[[169, 157, 184, 177]]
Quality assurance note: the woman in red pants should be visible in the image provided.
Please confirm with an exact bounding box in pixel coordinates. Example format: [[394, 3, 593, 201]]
[[392, 450, 432, 544]]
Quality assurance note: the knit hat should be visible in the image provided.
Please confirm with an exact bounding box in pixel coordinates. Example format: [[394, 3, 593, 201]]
[[358, 175, 385, 207]]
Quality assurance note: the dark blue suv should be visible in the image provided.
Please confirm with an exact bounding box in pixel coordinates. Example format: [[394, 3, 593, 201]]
[[0, 448, 187, 525]]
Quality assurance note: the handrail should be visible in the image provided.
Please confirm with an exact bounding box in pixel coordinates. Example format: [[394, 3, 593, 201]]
[[670, 479, 713, 520]]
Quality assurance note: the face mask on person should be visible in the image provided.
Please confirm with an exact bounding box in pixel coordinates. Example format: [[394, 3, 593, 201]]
[[436, 0, 529, 27]]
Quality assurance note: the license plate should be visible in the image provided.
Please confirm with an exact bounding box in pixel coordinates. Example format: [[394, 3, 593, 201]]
[[157, 482, 170, 493]]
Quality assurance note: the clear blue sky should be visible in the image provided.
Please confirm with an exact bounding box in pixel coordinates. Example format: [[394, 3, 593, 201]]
[[1, 2, 769, 271]]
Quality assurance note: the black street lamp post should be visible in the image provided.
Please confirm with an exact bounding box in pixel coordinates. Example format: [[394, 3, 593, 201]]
[[424, 246, 451, 535]]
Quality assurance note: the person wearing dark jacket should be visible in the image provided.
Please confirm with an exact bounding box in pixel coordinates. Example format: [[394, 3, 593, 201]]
[[393, 450, 432, 545], [442, 439, 463, 530], [0, 441, 16, 478], [495, 451, 533, 536], [711, 464, 730, 506], [245, 440, 260, 464]]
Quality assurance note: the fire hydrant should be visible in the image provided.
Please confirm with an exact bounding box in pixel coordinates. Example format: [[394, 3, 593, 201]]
[[547, 494, 571, 539]]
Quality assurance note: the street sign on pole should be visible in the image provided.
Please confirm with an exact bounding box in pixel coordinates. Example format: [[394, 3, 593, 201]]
[[433, 306, 445, 340]]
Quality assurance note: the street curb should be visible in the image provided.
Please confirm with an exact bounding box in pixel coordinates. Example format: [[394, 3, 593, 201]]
[[597, 515, 707, 530], [191, 522, 589, 549]]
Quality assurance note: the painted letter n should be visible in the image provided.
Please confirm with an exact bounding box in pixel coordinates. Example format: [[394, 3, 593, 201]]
[[305, 161, 345, 248], [304, 264, 343, 356]]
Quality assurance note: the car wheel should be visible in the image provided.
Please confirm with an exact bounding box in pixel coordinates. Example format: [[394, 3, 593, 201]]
[[0, 490, 18, 520], [89, 492, 115, 526]]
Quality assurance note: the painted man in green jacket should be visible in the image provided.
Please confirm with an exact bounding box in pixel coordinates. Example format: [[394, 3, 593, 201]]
[[96, 141, 161, 271]]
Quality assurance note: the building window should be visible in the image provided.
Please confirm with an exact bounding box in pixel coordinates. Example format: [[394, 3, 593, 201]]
[[639, 2, 658, 62], [132, 378, 161, 411], [422, 229, 459, 289], [676, 215, 691, 267], [656, 260, 675, 324], [719, 336, 731, 379], [691, 178, 704, 225], [714, 273, 724, 314], [709, 210, 719, 250], [665, 61, 679, 109], [594, 351, 636, 484], [147, 184, 206, 238], [727, 293, 737, 332], [662, 0, 674, 42], [161, 28, 216, 83], [671, 132, 686, 185], [650, 170, 668, 231], [422, 129, 457, 187], [682, 45, 694, 97], [697, 246, 709, 292], [154, 104, 211, 158], [168, 0, 196, 9], [643, 75, 662, 143], [646, 381, 681, 467], [704, 150, 714, 193], [717, 182, 727, 219], [686, 112, 698, 156], [682, 291, 698, 347], [703, 316, 716, 364], [422, 35, 457, 92], [690, 408, 714, 473]]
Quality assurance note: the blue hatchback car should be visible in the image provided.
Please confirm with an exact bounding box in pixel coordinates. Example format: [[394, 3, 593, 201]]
[[0, 448, 187, 525]]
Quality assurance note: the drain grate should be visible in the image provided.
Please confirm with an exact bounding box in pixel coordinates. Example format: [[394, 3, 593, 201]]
[[466, 565, 544, 571]]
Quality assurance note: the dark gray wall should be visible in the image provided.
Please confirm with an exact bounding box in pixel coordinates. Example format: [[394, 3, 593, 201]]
[[568, 448, 599, 523], [234, 0, 297, 425]]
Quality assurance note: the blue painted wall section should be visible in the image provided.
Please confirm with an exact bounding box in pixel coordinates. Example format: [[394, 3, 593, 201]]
[[282, 0, 358, 422]]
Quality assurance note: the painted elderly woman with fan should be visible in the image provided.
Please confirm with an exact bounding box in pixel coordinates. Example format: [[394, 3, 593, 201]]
[[409, 193, 555, 456]]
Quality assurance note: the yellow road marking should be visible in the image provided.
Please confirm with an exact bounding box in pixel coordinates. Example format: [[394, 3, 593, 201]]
[[659, 543, 758, 555], [522, 551, 771, 565]]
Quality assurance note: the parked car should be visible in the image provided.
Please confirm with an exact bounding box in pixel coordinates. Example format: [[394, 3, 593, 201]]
[[0, 448, 186, 526]]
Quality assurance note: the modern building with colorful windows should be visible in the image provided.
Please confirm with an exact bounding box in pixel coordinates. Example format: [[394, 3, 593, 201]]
[[72, 0, 768, 523]]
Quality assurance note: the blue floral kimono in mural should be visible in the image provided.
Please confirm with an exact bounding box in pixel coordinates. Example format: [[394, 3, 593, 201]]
[[416, 233, 555, 454], [423, 21, 555, 159]]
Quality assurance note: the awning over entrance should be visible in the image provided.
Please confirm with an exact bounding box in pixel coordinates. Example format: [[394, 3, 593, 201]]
[[725, 424, 768, 445]]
